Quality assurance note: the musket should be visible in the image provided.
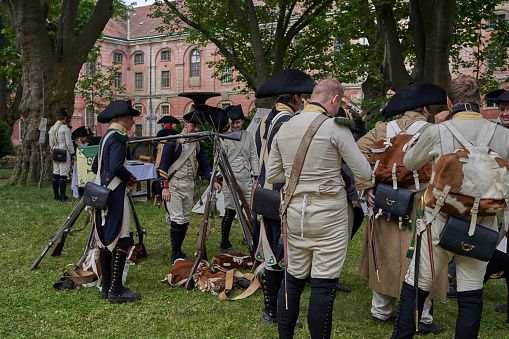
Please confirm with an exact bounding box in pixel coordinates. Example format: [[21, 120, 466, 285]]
[[217, 147, 255, 257], [128, 130, 241, 144], [184, 135, 221, 290], [127, 190, 147, 258], [30, 198, 86, 270], [51, 205, 92, 257], [369, 207, 380, 282], [414, 196, 425, 332], [426, 223, 436, 287], [280, 189, 289, 310], [77, 221, 96, 269]]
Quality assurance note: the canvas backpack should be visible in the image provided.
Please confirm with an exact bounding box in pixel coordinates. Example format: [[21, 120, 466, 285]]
[[369, 120, 431, 189], [425, 120, 509, 235]]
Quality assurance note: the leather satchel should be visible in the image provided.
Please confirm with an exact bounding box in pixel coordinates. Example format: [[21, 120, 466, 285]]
[[438, 215, 499, 262], [52, 148, 67, 162], [83, 182, 112, 210], [251, 186, 281, 221], [83, 130, 120, 210], [374, 182, 414, 221]]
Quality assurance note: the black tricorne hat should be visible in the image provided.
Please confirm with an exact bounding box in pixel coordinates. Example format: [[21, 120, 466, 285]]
[[183, 105, 229, 131], [194, 105, 229, 132], [157, 115, 180, 125], [255, 69, 315, 99], [484, 89, 509, 104], [381, 82, 447, 120], [72, 126, 94, 139], [97, 100, 141, 124], [224, 104, 250, 123]]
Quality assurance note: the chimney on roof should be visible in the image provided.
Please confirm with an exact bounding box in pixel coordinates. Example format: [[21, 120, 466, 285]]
[[127, 14, 130, 40]]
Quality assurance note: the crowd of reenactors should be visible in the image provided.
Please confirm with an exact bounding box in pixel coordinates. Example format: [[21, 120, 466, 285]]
[[58, 69, 509, 337]]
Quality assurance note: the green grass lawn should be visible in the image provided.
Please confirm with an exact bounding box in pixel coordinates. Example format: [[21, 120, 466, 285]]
[[0, 181, 507, 338]]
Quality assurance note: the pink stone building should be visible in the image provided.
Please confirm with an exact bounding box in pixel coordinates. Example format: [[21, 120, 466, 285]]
[[11, 4, 509, 146]]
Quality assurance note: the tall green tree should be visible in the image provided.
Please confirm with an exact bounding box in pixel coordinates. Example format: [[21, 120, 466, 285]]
[[152, 0, 339, 106], [0, 0, 128, 184], [75, 46, 126, 133]]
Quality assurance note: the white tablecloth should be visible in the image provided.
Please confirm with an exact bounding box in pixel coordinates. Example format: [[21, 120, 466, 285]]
[[127, 163, 157, 181]]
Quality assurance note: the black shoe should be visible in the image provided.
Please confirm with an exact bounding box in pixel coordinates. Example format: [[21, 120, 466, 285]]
[[220, 246, 241, 255], [417, 323, 444, 335], [261, 310, 303, 329], [108, 287, 141, 303], [335, 282, 351, 293], [171, 251, 191, 263], [495, 302, 507, 313], [373, 316, 390, 324], [447, 285, 457, 298], [373, 316, 389, 323], [261, 309, 277, 325], [60, 196, 70, 202]]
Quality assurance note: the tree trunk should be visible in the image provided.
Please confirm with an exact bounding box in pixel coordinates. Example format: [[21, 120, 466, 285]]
[[374, 3, 413, 92]]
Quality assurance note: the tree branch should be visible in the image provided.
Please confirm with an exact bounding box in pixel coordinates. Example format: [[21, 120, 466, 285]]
[[163, 0, 257, 87], [68, 0, 114, 74]]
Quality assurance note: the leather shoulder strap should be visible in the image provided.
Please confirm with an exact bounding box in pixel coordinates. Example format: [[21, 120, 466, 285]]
[[280, 114, 328, 214]]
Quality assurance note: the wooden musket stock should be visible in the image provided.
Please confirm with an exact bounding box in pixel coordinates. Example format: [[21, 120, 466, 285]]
[[31, 198, 86, 270]]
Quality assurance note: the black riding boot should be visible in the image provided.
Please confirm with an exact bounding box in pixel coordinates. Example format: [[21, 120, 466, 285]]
[[170, 222, 190, 262], [277, 273, 307, 338], [59, 175, 69, 202], [108, 237, 141, 303], [261, 269, 284, 324], [308, 278, 337, 339], [391, 281, 429, 339], [455, 289, 483, 339], [52, 174, 60, 200], [220, 208, 240, 253], [99, 248, 112, 299]]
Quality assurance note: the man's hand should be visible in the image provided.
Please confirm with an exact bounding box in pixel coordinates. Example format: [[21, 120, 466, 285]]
[[162, 188, 171, 202], [434, 110, 451, 123], [214, 182, 222, 193], [366, 187, 375, 207]]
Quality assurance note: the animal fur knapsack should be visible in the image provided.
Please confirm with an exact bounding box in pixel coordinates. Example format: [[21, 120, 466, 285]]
[[369, 120, 431, 189], [425, 120, 509, 234]]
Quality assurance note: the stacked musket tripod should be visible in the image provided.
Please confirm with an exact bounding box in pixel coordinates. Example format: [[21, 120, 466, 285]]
[[130, 112, 256, 290], [30, 192, 147, 271]]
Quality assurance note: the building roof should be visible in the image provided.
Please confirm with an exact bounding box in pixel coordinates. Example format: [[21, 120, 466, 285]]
[[103, 5, 167, 40]]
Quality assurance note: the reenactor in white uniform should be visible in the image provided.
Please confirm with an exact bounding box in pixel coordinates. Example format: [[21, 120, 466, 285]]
[[159, 110, 221, 263], [356, 83, 448, 334], [392, 76, 509, 338], [220, 105, 259, 254], [266, 78, 372, 338], [48, 107, 75, 202]]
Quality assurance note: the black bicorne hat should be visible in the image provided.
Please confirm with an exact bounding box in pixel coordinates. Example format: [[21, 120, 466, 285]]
[[183, 105, 230, 132], [255, 69, 315, 99], [224, 104, 250, 123], [57, 107, 68, 117], [72, 126, 94, 138], [484, 89, 509, 104], [381, 82, 447, 120], [157, 115, 181, 125], [97, 100, 141, 123]]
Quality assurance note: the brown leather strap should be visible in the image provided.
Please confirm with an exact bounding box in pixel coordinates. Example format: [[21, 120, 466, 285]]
[[280, 114, 328, 215], [218, 268, 260, 301]]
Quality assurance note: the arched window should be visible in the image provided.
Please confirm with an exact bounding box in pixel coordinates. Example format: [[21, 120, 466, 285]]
[[190, 49, 201, 78]]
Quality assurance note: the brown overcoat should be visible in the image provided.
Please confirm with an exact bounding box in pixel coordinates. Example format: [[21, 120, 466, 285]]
[[356, 111, 448, 300]]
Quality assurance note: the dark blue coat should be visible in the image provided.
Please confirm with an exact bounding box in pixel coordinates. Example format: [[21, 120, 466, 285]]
[[92, 128, 136, 248], [152, 128, 178, 158], [253, 105, 294, 266], [158, 141, 213, 188]]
